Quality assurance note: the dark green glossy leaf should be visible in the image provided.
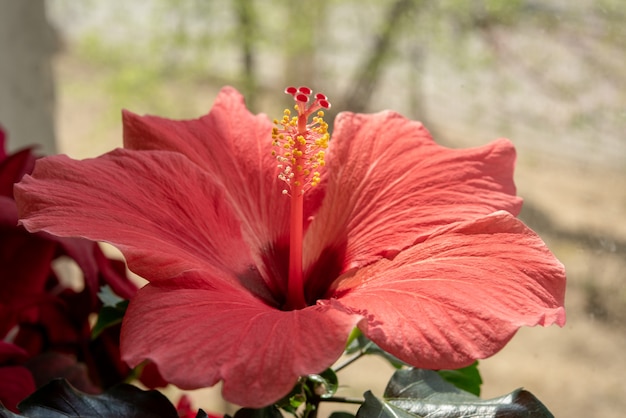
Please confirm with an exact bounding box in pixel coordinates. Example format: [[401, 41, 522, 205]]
[[16, 378, 178, 418], [357, 391, 424, 418], [230, 405, 283, 418], [91, 299, 129, 339], [329, 412, 357, 418], [437, 361, 482, 396], [357, 368, 554, 418]]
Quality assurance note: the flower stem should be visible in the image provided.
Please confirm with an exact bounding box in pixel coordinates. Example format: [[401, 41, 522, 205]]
[[333, 342, 374, 372], [320, 396, 364, 404]]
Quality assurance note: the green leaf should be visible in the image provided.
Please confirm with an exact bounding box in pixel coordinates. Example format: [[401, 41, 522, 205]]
[[274, 379, 306, 414], [358, 391, 424, 418], [356, 368, 554, 418], [91, 299, 129, 339], [437, 361, 482, 396], [14, 378, 178, 417], [329, 413, 357, 418], [345, 327, 363, 348], [229, 405, 283, 418], [345, 335, 482, 395], [275, 369, 339, 414]]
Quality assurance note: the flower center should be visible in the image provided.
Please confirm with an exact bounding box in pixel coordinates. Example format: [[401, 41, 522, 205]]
[[272, 86, 331, 309]]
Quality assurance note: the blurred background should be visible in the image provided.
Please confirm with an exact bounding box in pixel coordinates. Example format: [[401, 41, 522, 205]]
[[1, 0, 625, 416]]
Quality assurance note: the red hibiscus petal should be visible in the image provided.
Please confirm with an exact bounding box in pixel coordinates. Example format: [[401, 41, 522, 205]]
[[331, 211, 565, 370], [15, 149, 257, 289], [304, 111, 522, 288], [122, 88, 322, 276], [121, 87, 327, 296], [120, 273, 360, 408]]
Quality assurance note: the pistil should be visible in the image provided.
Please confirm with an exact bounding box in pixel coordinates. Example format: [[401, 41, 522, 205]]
[[272, 87, 331, 309]]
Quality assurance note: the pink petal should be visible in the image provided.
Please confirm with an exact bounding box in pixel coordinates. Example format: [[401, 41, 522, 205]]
[[15, 149, 261, 293], [304, 111, 522, 294], [120, 272, 360, 408], [330, 211, 565, 370], [122, 87, 323, 289]]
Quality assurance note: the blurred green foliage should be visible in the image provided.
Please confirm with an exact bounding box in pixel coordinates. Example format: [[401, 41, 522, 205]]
[[49, 0, 626, 165]]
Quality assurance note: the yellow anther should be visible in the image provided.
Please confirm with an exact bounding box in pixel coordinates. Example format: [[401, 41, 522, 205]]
[[272, 89, 332, 195]]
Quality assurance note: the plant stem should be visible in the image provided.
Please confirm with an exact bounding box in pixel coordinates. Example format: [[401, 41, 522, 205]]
[[333, 342, 374, 372], [320, 396, 364, 405]]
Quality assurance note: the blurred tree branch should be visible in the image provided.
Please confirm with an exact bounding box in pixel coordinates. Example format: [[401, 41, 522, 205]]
[[235, 0, 258, 110], [342, 0, 423, 112]]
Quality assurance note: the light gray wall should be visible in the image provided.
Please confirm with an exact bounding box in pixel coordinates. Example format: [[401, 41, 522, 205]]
[[0, 0, 57, 155]]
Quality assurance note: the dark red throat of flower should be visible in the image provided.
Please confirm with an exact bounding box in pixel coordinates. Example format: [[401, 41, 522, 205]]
[[272, 86, 331, 310]]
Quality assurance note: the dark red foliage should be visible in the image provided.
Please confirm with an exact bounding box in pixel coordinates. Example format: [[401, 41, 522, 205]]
[[0, 125, 145, 411]]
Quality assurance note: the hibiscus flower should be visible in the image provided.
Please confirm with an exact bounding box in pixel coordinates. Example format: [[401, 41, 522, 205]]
[[15, 87, 566, 407]]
